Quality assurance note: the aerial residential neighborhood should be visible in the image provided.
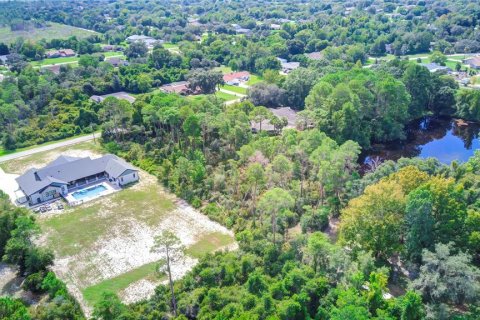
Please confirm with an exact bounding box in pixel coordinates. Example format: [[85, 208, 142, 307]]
[[1, 0, 480, 319]]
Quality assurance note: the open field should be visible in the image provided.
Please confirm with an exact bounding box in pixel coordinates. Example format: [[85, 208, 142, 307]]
[[0, 141, 235, 313], [221, 84, 248, 94], [31, 53, 125, 68], [31, 56, 80, 67], [246, 74, 263, 86], [0, 22, 98, 44]]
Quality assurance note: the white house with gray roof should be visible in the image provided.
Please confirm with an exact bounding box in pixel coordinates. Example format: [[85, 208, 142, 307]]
[[16, 154, 139, 206]]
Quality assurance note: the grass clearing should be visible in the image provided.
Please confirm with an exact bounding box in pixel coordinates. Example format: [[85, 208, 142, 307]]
[[103, 52, 125, 57], [246, 74, 263, 86], [0, 22, 98, 44], [221, 84, 247, 94], [186, 232, 235, 258], [163, 42, 178, 49], [214, 65, 233, 74], [82, 261, 165, 306], [31, 56, 79, 67], [214, 91, 239, 101]]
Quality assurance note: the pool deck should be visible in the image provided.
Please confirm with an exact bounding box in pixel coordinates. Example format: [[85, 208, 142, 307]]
[[64, 180, 120, 206]]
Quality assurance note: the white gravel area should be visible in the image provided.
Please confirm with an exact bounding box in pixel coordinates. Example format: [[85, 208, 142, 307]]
[[47, 184, 234, 315], [0, 167, 20, 204]]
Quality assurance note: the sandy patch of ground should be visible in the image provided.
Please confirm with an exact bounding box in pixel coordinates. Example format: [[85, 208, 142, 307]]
[[49, 198, 234, 315], [0, 167, 20, 203], [0, 263, 41, 305], [120, 279, 159, 304]]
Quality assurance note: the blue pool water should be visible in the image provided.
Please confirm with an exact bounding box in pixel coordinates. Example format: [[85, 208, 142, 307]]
[[72, 185, 107, 200]]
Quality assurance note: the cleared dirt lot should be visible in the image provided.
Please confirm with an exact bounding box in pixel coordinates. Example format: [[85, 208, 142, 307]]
[[1, 141, 236, 314]]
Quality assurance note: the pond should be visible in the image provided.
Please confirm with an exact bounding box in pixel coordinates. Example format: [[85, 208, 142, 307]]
[[362, 117, 480, 166]]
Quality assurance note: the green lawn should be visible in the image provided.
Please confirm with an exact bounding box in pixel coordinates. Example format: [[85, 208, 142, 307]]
[[31, 56, 79, 67], [215, 65, 233, 74], [0, 22, 98, 44], [246, 74, 263, 86], [221, 84, 247, 95], [186, 232, 235, 258], [162, 42, 178, 49], [31, 52, 125, 67], [103, 52, 125, 58], [40, 185, 175, 257], [214, 91, 239, 101], [82, 262, 165, 305]]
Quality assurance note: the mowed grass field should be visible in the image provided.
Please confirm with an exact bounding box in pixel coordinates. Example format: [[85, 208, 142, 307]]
[[1, 141, 235, 310], [31, 52, 126, 68], [221, 84, 248, 95], [0, 22, 98, 44]]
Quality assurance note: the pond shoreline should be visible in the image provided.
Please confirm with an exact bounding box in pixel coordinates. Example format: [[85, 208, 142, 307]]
[[360, 116, 480, 168]]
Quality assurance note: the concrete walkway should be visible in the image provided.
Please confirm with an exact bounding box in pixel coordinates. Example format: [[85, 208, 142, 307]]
[[0, 134, 96, 163]]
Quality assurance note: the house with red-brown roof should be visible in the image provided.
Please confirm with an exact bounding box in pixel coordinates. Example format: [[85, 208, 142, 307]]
[[46, 49, 76, 58], [160, 81, 191, 95], [223, 71, 250, 85]]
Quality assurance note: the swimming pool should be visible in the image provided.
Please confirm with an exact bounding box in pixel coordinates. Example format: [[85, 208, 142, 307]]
[[72, 184, 107, 201]]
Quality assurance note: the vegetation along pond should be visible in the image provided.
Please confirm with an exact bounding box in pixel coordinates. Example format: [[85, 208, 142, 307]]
[[362, 117, 480, 166]]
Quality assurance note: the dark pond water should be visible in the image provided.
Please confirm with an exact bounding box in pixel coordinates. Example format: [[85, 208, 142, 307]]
[[362, 117, 480, 166]]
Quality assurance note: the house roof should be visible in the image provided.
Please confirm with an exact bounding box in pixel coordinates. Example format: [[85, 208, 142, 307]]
[[160, 81, 189, 93], [305, 52, 323, 60], [106, 57, 129, 67], [16, 154, 138, 196], [126, 35, 153, 41], [281, 61, 300, 70], [250, 107, 297, 132], [60, 49, 75, 55], [90, 91, 136, 103], [421, 62, 450, 72], [465, 56, 480, 67], [41, 65, 62, 74], [223, 71, 250, 82]]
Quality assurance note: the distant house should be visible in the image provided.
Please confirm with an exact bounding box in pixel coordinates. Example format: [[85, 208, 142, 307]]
[[90, 92, 136, 104], [236, 28, 252, 35], [102, 45, 122, 52], [105, 57, 129, 67], [126, 35, 162, 49], [305, 52, 323, 60], [41, 65, 62, 75], [270, 23, 281, 30], [0, 55, 8, 64], [160, 81, 190, 95], [421, 62, 451, 73], [251, 107, 298, 133], [278, 58, 300, 74], [46, 49, 76, 58], [223, 71, 250, 85], [16, 154, 139, 206], [126, 35, 153, 43], [464, 56, 480, 70]]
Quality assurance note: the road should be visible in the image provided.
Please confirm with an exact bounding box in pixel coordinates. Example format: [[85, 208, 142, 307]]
[[0, 133, 96, 163]]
